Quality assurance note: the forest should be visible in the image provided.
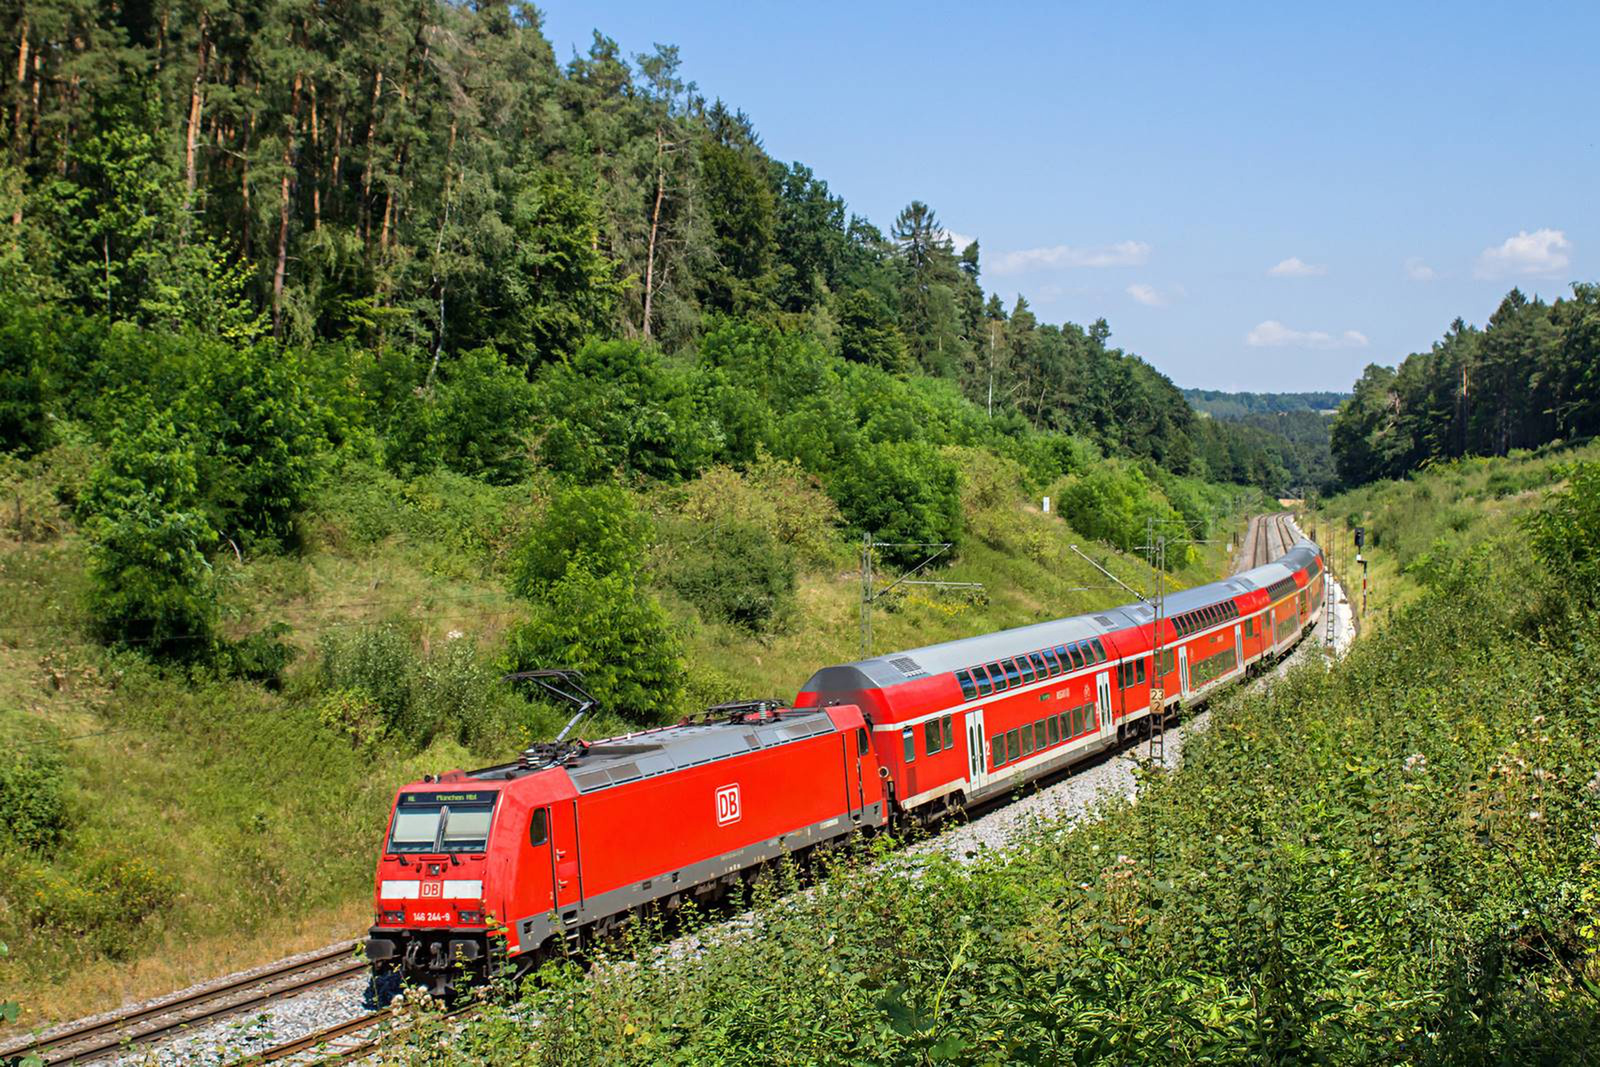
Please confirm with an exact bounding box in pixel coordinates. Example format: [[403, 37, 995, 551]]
[[0, 0, 1314, 680], [0, 1, 1300, 490], [1330, 285, 1600, 486]]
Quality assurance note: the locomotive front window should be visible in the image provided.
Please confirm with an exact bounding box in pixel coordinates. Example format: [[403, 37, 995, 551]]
[[388, 791, 498, 854]]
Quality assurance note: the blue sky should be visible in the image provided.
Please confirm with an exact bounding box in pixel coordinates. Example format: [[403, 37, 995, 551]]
[[540, 2, 1596, 391]]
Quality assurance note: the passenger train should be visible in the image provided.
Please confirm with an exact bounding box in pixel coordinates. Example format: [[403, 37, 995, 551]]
[[364, 532, 1325, 995]]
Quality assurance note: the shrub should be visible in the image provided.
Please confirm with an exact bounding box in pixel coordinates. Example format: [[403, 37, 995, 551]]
[[502, 569, 684, 725], [82, 414, 218, 658], [1523, 461, 1600, 612], [536, 340, 715, 483], [826, 439, 962, 567], [511, 483, 649, 599], [318, 623, 415, 727], [945, 445, 1029, 550], [658, 516, 795, 632], [317, 625, 513, 750], [216, 622, 297, 689], [668, 458, 842, 570], [0, 744, 70, 851], [384, 346, 535, 484]]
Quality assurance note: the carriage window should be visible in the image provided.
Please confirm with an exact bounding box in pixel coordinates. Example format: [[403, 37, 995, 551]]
[[902, 727, 915, 763], [924, 719, 941, 755], [1001, 659, 1021, 687], [956, 670, 977, 700], [1017, 656, 1036, 683], [1034, 721, 1048, 750], [1070, 707, 1081, 736], [1137, 659, 1147, 684], [1029, 652, 1048, 678], [989, 663, 1008, 691], [1092, 639, 1107, 662], [1048, 716, 1060, 743], [1006, 730, 1020, 762], [1021, 725, 1034, 756], [991, 733, 1005, 767], [1066, 644, 1084, 670], [975, 665, 994, 695], [942, 715, 954, 750], [528, 808, 548, 847], [1042, 647, 1061, 674]]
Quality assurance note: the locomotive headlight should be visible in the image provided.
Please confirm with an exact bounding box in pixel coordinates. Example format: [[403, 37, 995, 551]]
[[381, 910, 405, 925], [458, 909, 483, 924]]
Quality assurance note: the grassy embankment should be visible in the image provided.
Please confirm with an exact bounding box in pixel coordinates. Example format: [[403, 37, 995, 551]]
[[406, 451, 1600, 1063], [0, 451, 1246, 1024], [1309, 440, 1600, 634]]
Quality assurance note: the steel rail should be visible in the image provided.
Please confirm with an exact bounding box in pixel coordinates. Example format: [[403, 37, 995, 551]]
[[1, 945, 363, 1066]]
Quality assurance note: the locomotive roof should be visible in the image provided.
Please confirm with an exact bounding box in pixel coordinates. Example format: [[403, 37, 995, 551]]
[[801, 539, 1322, 691], [469, 706, 841, 795]]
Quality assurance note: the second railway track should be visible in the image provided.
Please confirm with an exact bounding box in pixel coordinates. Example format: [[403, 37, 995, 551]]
[[0, 943, 364, 1066]]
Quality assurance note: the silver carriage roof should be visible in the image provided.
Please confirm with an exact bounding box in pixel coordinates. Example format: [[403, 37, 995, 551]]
[[470, 704, 841, 794], [799, 538, 1321, 692]]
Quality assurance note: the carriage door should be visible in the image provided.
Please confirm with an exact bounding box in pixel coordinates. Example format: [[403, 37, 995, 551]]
[[964, 708, 988, 791], [1178, 647, 1191, 699], [1095, 672, 1113, 739], [1234, 625, 1243, 675]]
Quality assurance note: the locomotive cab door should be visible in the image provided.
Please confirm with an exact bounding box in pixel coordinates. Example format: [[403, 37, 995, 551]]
[[550, 801, 583, 912], [964, 708, 988, 791]]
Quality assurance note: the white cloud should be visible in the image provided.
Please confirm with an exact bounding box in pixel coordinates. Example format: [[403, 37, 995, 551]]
[[1267, 256, 1325, 277], [1126, 283, 1169, 307], [990, 240, 1151, 275], [1475, 228, 1571, 278], [1246, 320, 1369, 349], [940, 230, 977, 251], [1405, 257, 1437, 282]]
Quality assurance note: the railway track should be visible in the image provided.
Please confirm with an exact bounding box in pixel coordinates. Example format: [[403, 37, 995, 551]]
[[0, 943, 364, 1066], [235, 1003, 480, 1066]]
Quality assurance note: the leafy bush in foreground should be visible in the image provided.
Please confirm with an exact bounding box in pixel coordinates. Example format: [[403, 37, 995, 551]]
[[427, 506, 1600, 1062]]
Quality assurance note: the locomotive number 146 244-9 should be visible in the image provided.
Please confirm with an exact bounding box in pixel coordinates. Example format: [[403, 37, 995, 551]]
[[410, 910, 453, 924]]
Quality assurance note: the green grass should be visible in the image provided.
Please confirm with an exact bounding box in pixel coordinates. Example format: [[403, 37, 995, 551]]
[[0, 451, 1252, 1023]]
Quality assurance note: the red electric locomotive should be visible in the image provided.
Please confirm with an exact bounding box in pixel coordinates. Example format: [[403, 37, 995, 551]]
[[367, 533, 1324, 995], [365, 699, 884, 995]]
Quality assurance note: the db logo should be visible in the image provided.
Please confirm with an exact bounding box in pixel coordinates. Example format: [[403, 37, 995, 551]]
[[421, 882, 441, 898], [715, 784, 741, 826]]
